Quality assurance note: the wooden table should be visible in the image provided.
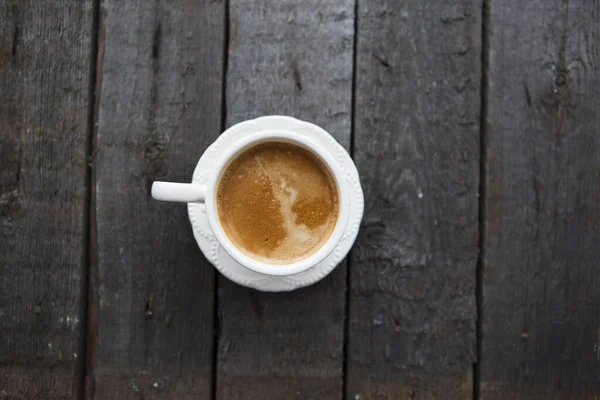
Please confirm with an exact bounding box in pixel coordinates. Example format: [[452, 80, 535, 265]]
[[1, 1, 599, 399]]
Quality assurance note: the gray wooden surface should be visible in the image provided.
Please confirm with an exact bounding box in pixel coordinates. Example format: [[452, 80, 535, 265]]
[[349, 1, 481, 398], [0, 1, 94, 398], [92, 0, 224, 398], [216, 1, 353, 399], [481, 0, 600, 398], [1, 0, 600, 399]]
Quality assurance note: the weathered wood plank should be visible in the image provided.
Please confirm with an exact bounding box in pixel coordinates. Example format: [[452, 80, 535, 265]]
[[481, 1, 600, 398], [348, 1, 481, 398], [216, 1, 354, 398], [0, 0, 94, 398], [92, 0, 225, 398]]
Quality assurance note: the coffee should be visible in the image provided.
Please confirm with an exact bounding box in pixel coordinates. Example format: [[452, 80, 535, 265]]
[[216, 142, 339, 264]]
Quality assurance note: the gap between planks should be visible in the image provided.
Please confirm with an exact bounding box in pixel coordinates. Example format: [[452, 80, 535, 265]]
[[342, 0, 360, 399], [211, 0, 231, 399], [474, 0, 490, 399], [83, 0, 102, 399]]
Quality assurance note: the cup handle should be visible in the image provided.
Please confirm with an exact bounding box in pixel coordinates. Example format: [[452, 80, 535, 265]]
[[151, 182, 206, 203]]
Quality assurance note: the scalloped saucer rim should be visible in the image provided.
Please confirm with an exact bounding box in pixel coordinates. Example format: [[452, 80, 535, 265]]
[[187, 116, 363, 292]]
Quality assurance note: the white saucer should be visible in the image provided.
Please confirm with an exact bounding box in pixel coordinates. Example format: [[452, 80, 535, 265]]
[[187, 116, 364, 292]]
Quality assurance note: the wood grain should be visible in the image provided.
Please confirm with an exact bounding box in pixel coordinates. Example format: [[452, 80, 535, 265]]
[[481, 1, 600, 398], [92, 0, 225, 398], [0, 0, 94, 398], [216, 0, 354, 398], [348, 1, 481, 398]]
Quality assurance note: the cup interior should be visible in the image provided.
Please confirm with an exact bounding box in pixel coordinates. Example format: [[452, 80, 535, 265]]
[[204, 130, 350, 276]]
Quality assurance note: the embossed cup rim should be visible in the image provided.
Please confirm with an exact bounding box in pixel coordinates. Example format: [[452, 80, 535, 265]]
[[204, 129, 351, 276]]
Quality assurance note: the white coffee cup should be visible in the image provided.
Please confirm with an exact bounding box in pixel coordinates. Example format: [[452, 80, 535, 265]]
[[152, 129, 351, 276]]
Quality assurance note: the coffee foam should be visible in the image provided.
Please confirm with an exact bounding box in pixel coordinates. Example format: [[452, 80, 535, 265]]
[[216, 142, 338, 264]]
